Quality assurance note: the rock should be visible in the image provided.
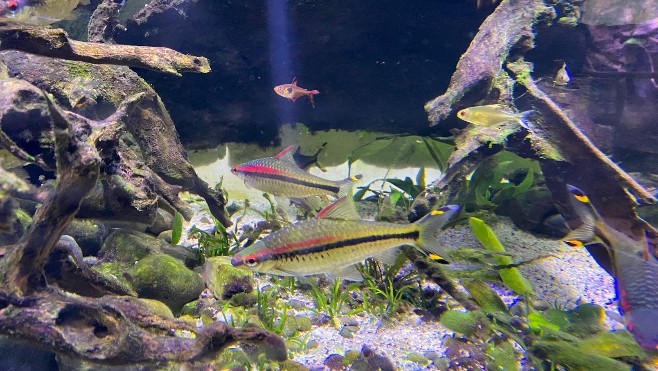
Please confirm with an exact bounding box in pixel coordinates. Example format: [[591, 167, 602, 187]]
[[138, 298, 174, 319], [406, 352, 430, 366], [496, 185, 558, 233], [100, 230, 200, 268], [129, 253, 204, 313], [201, 256, 254, 301], [63, 219, 108, 257], [229, 292, 257, 307], [157, 229, 173, 243], [91, 262, 132, 289], [294, 316, 313, 332], [323, 354, 345, 370], [146, 208, 174, 236]]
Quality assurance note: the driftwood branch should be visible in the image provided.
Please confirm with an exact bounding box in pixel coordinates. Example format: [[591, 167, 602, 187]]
[[425, 0, 541, 126], [0, 94, 286, 364], [0, 21, 210, 76], [0, 290, 286, 365]]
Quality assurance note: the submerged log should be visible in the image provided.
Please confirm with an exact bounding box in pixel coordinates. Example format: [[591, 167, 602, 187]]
[[0, 95, 286, 365], [0, 21, 210, 76]]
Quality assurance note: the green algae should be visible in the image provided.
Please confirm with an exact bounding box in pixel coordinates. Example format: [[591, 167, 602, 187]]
[[129, 253, 204, 312]]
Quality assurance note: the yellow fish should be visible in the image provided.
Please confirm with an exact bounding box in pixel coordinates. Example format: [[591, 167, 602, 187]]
[[0, 0, 91, 25], [456, 104, 534, 128]]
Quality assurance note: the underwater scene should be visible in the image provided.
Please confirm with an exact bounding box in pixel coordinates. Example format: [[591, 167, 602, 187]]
[[2, 0, 658, 370]]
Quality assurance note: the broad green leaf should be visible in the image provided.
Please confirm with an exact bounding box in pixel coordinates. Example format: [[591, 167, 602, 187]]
[[440, 310, 481, 336], [528, 312, 561, 332], [468, 217, 534, 295], [389, 190, 403, 207], [486, 341, 519, 371], [385, 177, 420, 199], [575, 331, 647, 361], [531, 340, 631, 371], [416, 167, 426, 189], [171, 211, 183, 245], [462, 279, 510, 322]]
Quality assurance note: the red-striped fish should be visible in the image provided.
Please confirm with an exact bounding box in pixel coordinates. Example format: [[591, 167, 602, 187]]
[[231, 145, 361, 199], [562, 185, 658, 349], [230, 197, 460, 281]]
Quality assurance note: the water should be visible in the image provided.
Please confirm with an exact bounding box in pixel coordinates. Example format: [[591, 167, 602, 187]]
[[1, 0, 658, 369]]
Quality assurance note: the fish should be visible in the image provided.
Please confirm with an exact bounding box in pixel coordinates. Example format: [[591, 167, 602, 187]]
[[553, 62, 570, 86], [273, 78, 320, 107], [0, 0, 90, 25], [231, 196, 460, 280], [456, 104, 534, 129], [562, 184, 658, 349], [231, 145, 361, 199]]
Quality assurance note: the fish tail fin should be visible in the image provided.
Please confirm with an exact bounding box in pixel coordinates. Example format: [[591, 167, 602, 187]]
[[307, 90, 320, 107], [414, 205, 460, 258], [563, 185, 600, 246], [337, 174, 363, 198], [516, 110, 535, 129]]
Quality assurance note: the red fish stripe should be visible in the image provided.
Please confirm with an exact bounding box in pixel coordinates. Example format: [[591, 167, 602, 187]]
[[235, 164, 287, 176]]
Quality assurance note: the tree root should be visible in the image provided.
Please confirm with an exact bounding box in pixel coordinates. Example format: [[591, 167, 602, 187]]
[[0, 21, 209, 76]]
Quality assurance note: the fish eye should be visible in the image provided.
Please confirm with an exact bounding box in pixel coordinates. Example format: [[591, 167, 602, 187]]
[[230, 167, 237, 173], [458, 111, 466, 117], [245, 256, 258, 267]]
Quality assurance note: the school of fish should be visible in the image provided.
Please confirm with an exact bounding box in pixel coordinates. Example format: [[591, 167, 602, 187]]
[[562, 185, 658, 349]]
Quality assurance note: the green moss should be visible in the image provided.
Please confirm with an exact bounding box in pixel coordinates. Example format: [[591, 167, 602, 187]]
[[229, 292, 257, 307], [66, 62, 92, 79], [100, 230, 153, 263], [138, 298, 174, 318], [91, 262, 132, 289], [405, 352, 430, 366], [202, 256, 254, 301], [129, 253, 204, 313], [294, 316, 312, 332]]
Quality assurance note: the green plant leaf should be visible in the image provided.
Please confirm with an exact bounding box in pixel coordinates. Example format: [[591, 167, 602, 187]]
[[440, 310, 481, 336], [171, 211, 183, 245], [574, 331, 647, 361], [462, 279, 511, 323], [531, 340, 632, 371], [468, 217, 534, 296], [486, 341, 519, 371], [416, 167, 426, 190], [528, 312, 561, 333], [385, 177, 420, 199]]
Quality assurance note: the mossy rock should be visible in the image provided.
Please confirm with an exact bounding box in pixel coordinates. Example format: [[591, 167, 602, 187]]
[[91, 261, 132, 289], [294, 315, 312, 332], [64, 219, 107, 256], [129, 254, 204, 313], [138, 298, 175, 319], [229, 292, 257, 307], [100, 230, 199, 267], [202, 256, 254, 301]]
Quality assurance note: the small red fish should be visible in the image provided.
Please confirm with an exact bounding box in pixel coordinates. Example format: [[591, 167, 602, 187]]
[[274, 78, 319, 107]]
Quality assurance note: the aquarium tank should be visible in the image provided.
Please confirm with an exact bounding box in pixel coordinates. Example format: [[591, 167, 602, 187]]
[[1, 0, 658, 369]]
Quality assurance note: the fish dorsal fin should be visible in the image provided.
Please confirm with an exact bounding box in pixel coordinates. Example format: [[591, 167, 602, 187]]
[[291, 77, 298, 86], [274, 145, 298, 164], [372, 248, 399, 266], [328, 265, 363, 282], [316, 196, 360, 220]]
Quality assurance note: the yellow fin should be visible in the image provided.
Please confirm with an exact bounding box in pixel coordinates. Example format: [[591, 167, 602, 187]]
[[316, 196, 360, 220]]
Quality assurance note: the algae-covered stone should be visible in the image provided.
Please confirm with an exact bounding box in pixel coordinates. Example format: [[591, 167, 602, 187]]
[[406, 352, 430, 366], [229, 292, 257, 307], [138, 298, 175, 319], [129, 253, 204, 312], [202, 256, 254, 301], [63, 219, 108, 256], [294, 315, 312, 332], [100, 230, 199, 267], [91, 261, 132, 289]]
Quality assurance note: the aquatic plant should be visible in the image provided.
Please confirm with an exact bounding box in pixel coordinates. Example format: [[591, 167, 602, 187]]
[[256, 287, 289, 335], [459, 151, 539, 211], [189, 217, 236, 261], [309, 279, 361, 324], [171, 211, 183, 245]]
